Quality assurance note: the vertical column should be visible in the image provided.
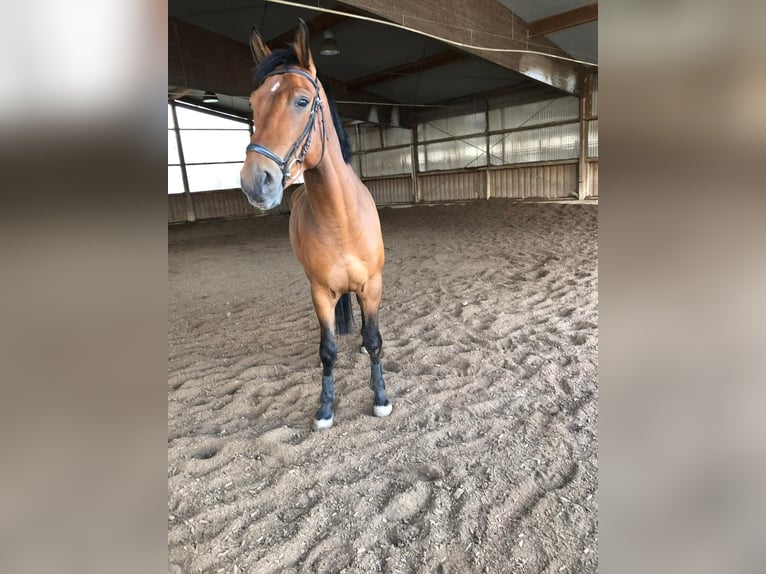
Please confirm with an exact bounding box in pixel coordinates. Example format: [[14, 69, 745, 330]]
[[170, 101, 195, 222], [353, 124, 364, 180], [578, 75, 592, 201], [411, 126, 420, 203], [485, 102, 491, 200]]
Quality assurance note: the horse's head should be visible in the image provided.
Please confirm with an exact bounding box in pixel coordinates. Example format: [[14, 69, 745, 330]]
[[241, 20, 325, 210]]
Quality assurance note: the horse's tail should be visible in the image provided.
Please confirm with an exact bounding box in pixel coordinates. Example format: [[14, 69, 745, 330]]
[[334, 293, 354, 335]]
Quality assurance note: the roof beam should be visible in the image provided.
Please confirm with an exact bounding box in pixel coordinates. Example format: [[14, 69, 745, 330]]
[[347, 50, 467, 92], [168, 18, 402, 125], [528, 4, 598, 39], [321, 76, 416, 128], [338, 0, 589, 95], [169, 18, 254, 97], [266, 13, 349, 49], [169, 17, 353, 96]]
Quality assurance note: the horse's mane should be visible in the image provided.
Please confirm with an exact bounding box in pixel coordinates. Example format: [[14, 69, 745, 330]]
[[253, 47, 352, 164]]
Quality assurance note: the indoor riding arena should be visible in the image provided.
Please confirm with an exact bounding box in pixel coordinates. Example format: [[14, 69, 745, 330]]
[[168, 1, 598, 572]]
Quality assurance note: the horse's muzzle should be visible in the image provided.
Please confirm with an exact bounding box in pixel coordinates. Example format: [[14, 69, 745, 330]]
[[240, 166, 283, 210]]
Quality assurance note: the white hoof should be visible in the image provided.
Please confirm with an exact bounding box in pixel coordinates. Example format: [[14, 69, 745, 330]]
[[373, 403, 393, 418], [312, 416, 334, 431]]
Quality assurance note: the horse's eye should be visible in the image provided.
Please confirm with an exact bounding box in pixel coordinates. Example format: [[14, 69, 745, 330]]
[[295, 96, 310, 109]]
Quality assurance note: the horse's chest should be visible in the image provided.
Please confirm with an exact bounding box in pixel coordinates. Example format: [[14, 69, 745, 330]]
[[338, 255, 370, 288], [290, 210, 379, 291], [311, 250, 369, 291]]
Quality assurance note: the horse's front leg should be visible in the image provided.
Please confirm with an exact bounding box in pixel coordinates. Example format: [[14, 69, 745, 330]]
[[358, 274, 392, 418], [311, 285, 338, 430]]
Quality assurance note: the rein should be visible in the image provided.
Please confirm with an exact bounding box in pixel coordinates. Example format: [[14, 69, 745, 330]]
[[245, 67, 327, 188]]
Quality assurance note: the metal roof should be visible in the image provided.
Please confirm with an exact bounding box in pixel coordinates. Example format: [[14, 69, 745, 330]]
[[498, 0, 594, 22], [168, 0, 598, 124]]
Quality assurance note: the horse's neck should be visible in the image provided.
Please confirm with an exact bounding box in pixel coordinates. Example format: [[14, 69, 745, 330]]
[[303, 154, 360, 226]]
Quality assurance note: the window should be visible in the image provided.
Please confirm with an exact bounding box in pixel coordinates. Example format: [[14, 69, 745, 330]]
[[351, 124, 413, 178], [485, 96, 581, 166], [416, 112, 487, 172], [167, 103, 250, 194]]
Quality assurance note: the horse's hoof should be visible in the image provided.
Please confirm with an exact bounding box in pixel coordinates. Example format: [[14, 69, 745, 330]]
[[373, 402, 392, 418], [312, 416, 334, 431]]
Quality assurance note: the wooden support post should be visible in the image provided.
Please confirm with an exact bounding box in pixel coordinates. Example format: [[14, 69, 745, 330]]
[[170, 101, 196, 222], [357, 127, 366, 181], [578, 97, 587, 200], [411, 127, 420, 203], [577, 75, 592, 201], [485, 103, 491, 200]]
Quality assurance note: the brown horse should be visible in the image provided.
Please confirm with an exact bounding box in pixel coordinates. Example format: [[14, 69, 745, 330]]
[[240, 21, 392, 430]]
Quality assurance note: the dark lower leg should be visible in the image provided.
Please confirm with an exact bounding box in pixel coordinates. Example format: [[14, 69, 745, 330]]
[[316, 326, 336, 422], [362, 316, 390, 409]]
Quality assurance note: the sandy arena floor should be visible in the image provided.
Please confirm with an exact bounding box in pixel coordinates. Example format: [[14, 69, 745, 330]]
[[168, 199, 598, 573]]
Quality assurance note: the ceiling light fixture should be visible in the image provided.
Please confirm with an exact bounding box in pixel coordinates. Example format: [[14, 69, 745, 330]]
[[389, 106, 400, 127], [319, 30, 340, 56], [202, 91, 218, 104]]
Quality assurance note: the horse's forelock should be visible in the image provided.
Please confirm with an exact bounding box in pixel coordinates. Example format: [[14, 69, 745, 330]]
[[252, 47, 299, 87]]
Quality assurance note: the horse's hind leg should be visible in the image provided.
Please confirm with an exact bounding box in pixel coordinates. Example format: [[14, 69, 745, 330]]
[[358, 275, 392, 418], [311, 286, 338, 430]]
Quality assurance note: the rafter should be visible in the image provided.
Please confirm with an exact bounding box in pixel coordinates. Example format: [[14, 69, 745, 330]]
[[169, 18, 255, 96], [168, 18, 406, 125], [320, 76, 415, 127], [528, 4, 598, 39], [338, 0, 589, 95], [435, 83, 558, 109], [347, 50, 467, 92]]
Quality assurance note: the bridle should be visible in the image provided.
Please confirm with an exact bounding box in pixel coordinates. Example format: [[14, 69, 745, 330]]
[[245, 67, 327, 188]]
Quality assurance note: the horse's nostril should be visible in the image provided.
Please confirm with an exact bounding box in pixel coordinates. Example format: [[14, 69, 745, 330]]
[[261, 170, 274, 187]]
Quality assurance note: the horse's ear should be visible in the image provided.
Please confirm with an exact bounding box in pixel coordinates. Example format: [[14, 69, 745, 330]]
[[293, 19, 315, 75], [250, 25, 271, 64]]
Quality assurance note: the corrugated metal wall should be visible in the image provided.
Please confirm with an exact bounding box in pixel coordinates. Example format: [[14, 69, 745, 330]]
[[168, 188, 292, 223], [361, 147, 412, 177], [420, 171, 484, 202], [587, 161, 598, 197], [356, 124, 383, 149], [418, 137, 488, 171], [591, 76, 598, 117], [192, 189, 261, 220], [170, 162, 589, 223], [168, 195, 187, 223], [489, 123, 579, 165], [488, 96, 579, 130], [490, 163, 577, 199], [169, 76, 598, 224], [418, 111, 486, 140], [350, 125, 413, 180], [365, 177, 414, 205], [588, 119, 598, 158]]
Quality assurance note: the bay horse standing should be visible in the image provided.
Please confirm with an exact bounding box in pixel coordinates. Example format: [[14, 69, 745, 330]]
[[240, 21, 392, 430]]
